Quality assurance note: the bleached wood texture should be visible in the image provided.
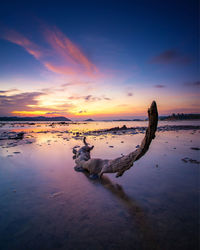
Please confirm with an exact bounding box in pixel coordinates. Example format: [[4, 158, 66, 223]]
[[73, 101, 158, 178]]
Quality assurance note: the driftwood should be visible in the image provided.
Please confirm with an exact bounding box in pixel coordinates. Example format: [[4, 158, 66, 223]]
[[72, 101, 158, 178]]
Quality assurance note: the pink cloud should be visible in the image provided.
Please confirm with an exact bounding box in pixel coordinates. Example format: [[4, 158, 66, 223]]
[[44, 62, 77, 76], [1, 26, 100, 80], [1, 30, 42, 59], [43, 26, 98, 74]]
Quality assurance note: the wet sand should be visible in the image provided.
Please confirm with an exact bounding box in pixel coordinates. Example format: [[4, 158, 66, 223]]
[[0, 121, 199, 250]]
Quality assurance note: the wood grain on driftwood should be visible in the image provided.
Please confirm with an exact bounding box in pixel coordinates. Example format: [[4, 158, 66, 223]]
[[72, 101, 158, 178]]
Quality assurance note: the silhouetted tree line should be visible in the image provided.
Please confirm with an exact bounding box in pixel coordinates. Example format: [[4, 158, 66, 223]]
[[159, 113, 200, 120]]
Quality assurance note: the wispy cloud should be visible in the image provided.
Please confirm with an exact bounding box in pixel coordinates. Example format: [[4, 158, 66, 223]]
[[44, 62, 77, 76], [184, 81, 200, 87], [0, 91, 44, 115], [127, 92, 133, 96], [0, 88, 19, 94], [151, 49, 191, 65], [1, 30, 43, 60], [0, 89, 75, 116], [154, 84, 165, 88], [78, 110, 87, 114], [1, 26, 99, 79], [43, 26, 98, 76], [68, 94, 111, 102], [61, 81, 92, 87]]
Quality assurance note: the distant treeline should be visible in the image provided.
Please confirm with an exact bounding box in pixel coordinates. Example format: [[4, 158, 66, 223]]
[[159, 113, 200, 121], [0, 116, 71, 121]]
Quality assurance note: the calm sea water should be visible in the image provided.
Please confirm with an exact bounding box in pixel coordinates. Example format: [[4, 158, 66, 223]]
[[1, 120, 200, 132], [0, 121, 199, 250]]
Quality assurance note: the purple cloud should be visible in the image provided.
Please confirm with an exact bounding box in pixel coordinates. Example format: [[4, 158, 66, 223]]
[[0, 90, 74, 116], [0, 91, 44, 115], [68, 95, 111, 102], [184, 81, 200, 87], [151, 49, 191, 65], [154, 84, 165, 88], [0, 89, 18, 94], [79, 110, 87, 113]]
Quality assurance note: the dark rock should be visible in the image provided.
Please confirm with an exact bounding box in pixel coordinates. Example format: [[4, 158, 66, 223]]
[[190, 147, 200, 150]]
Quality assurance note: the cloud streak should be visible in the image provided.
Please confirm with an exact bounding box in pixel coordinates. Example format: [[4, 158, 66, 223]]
[[0, 89, 75, 116], [1, 30, 43, 60], [43, 26, 98, 76], [154, 84, 165, 88], [1, 26, 99, 79], [68, 94, 111, 102], [184, 81, 200, 87], [0, 91, 44, 115], [151, 49, 191, 65]]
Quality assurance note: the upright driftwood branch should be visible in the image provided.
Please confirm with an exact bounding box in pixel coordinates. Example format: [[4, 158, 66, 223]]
[[73, 101, 158, 178]]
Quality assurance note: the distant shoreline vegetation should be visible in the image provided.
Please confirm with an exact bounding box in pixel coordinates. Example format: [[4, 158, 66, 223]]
[[159, 113, 200, 121], [0, 113, 199, 121], [0, 116, 71, 121]]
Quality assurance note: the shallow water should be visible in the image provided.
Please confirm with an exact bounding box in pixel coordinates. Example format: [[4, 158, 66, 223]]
[[0, 122, 199, 250]]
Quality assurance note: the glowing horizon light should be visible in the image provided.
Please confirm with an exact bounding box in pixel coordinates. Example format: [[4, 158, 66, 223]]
[[11, 111, 53, 116]]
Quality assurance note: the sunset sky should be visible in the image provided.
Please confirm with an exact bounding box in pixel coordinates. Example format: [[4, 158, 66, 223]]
[[0, 0, 199, 120]]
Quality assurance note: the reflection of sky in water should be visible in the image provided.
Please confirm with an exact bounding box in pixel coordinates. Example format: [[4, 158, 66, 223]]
[[0, 120, 200, 133], [0, 123, 199, 250]]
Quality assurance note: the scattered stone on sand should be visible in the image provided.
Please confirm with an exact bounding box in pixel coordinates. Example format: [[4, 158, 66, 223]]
[[136, 145, 140, 148], [80, 125, 200, 137], [0, 132, 25, 140], [25, 141, 33, 144], [190, 147, 200, 151], [13, 151, 21, 154], [181, 157, 200, 164], [109, 145, 114, 148], [121, 141, 124, 143], [182, 158, 188, 163]]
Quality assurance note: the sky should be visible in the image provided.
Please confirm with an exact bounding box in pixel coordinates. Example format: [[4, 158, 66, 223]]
[[0, 0, 199, 120]]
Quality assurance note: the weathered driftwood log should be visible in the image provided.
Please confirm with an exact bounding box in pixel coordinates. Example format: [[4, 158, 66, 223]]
[[72, 101, 158, 178]]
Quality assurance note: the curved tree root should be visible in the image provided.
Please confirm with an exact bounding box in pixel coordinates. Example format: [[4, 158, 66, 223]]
[[72, 101, 158, 178]]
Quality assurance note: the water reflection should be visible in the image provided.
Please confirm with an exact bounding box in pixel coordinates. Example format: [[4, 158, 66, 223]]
[[84, 172, 160, 250], [0, 122, 199, 249]]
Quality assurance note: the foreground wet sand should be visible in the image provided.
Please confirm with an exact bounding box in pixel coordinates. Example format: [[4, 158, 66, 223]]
[[0, 121, 199, 250]]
